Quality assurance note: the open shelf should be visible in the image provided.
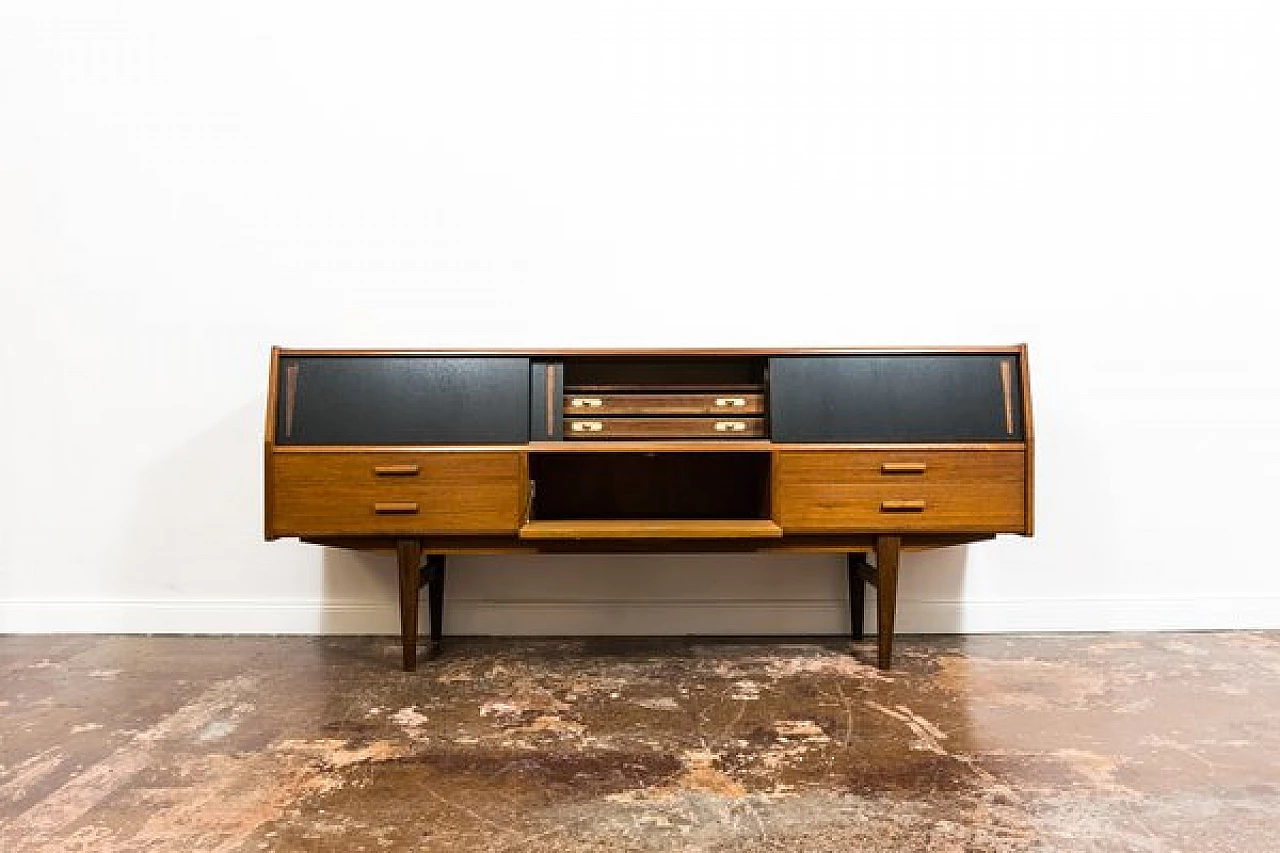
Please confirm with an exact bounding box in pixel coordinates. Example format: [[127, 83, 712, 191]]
[[527, 451, 772, 530], [562, 356, 767, 392], [519, 519, 783, 540]]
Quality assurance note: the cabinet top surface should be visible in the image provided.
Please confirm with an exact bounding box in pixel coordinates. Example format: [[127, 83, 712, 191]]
[[275, 346, 1027, 357]]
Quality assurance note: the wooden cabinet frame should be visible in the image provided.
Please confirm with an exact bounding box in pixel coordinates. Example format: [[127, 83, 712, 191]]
[[264, 346, 1034, 671]]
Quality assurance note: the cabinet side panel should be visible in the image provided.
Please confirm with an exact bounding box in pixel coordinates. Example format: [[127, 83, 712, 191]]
[[265, 347, 281, 539], [277, 356, 530, 445], [769, 354, 1024, 442], [265, 347, 281, 445], [1019, 343, 1035, 535]]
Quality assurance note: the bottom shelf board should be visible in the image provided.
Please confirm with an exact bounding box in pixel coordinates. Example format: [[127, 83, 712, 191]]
[[518, 519, 784, 540]]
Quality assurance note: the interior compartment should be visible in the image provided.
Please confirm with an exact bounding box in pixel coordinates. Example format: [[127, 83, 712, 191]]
[[528, 451, 771, 520], [563, 356, 766, 391]]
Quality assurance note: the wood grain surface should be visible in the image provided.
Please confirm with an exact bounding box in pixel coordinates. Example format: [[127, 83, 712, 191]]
[[269, 451, 523, 536], [775, 449, 1026, 532]]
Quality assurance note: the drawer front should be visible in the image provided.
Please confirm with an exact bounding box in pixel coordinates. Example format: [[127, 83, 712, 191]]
[[270, 451, 523, 536], [775, 450, 1025, 532], [563, 393, 765, 416], [564, 417, 766, 439]]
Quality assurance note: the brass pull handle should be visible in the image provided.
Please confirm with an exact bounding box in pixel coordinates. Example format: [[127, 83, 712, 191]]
[[881, 500, 926, 513], [569, 397, 603, 408], [1000, 360, 1015, 436], [570, 420, 604, 432], [714, 421, 747, 432], [374, 464, 420, 476], [544, 363, 556, 436], [283, 362, 299, 439], [714, 397, 747, 408], [374, 502, 420, 514], [881, 462, 927, 475]]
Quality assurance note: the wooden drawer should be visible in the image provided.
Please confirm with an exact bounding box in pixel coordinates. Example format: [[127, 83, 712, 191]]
[[270, 451, 523, 536], [564, 393, 765, 416], [779, 449, 1024, 484], [775, 449, 1025, 532], [564, 417, 766, 439]]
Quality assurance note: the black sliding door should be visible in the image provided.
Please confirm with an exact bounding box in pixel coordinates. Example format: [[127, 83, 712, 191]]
[[769, 354, 1023, 442], [276, 356, 530, 445]]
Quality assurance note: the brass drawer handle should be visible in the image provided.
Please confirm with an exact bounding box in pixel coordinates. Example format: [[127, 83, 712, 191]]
[[714, 397, 747, 408], [881, 500, 926, 513], [374, 464, 420, 476], [569, 397, 603, 408], [570, 420, 604, 432], [714, 421, 747, 432], [374, 502, 420, 514], [881, 462, 927, 475]]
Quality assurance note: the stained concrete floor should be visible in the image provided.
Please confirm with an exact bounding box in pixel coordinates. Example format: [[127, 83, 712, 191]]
[[1, 633, 1278, 852]]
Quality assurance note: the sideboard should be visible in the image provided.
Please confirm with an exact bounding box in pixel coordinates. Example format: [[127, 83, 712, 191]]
[[264, 347, 1034, 670]]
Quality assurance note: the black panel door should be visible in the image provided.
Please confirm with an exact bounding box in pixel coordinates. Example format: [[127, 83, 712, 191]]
[[277, 356, 530, 445], [769, 354, 1023, 442]]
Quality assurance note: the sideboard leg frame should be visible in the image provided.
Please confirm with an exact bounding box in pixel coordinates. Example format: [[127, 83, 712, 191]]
[[396, 539, 423, 672], [875, 535, 901, 670], [422, 554, 446, 657], [846, 553, 872, 640]]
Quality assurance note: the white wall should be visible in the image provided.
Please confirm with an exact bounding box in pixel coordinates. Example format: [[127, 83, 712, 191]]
[[2, 1, 1278, 636]]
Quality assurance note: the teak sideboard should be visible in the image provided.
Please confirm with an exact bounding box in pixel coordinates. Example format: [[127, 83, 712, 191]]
[[264, 347, 1034, 670]]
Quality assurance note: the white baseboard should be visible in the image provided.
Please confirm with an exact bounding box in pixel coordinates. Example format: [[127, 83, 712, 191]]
[[2, 596, 1278, 635]]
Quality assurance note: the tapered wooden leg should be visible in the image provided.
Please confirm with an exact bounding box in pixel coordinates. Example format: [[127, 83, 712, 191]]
[[425, 554, 446, 656], [846, 553, 867, 640], [875, 535, 901, 670], [396, 539, 423, 671]]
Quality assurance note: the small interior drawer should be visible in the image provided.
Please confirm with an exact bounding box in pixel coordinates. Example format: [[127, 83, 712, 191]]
[[563, 392, 765, 416], [564, 417, 766, 439]]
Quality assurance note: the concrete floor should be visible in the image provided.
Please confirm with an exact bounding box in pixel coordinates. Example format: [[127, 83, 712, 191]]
[[0, 633, 1277, 852]]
